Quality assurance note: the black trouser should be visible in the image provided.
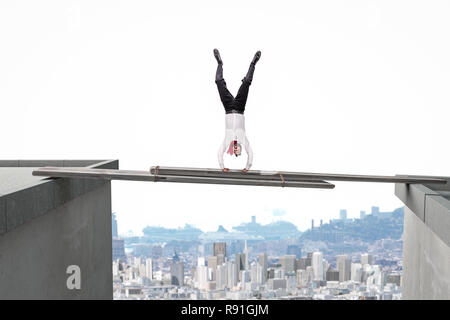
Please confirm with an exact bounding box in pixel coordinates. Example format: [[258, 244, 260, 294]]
[[215, 63, 256, 114]]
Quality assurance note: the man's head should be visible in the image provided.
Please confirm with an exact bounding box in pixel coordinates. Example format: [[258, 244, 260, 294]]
[[233, 142, 242, 157]]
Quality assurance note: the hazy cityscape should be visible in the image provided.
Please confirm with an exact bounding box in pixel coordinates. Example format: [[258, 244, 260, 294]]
[[112, 207, 404, 300]]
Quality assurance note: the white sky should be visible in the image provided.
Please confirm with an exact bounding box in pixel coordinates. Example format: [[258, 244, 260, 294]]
[[1, 1, 449, 234]]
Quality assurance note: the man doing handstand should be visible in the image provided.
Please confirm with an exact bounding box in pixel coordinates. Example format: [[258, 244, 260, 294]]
[[214, 48, 261, 173]]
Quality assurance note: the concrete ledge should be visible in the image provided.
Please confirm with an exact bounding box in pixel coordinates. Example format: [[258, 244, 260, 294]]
[[0, 160, 115, 168], [395, 183, 440, 222], [425, 195, 450, 248], [395, 176, 450, 254], [0, 159, 118, 235]]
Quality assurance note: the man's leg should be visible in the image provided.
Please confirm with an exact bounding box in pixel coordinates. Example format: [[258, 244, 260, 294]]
[[215, 56, 234, 111], [234, 51, 260, 112], [233, 76, 251, 113]]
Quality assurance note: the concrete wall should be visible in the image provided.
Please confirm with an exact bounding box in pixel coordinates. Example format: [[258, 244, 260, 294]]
[[402, 206, 450, 299], [396, 178, 450, 299], [0, 182, 112, 299]]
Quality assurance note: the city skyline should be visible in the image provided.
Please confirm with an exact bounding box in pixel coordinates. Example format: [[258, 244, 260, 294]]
[[113, 201, 404, 299], [113, 242, 402, 300], [116, 205, 400, 236]]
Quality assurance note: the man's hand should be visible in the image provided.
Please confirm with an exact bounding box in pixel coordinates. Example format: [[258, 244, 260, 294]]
[[242, 168, 248, 173], [222, 168, 230, 172]]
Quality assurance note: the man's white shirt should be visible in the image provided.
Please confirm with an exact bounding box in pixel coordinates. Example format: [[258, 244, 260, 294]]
[[217, 113, 253, 170]]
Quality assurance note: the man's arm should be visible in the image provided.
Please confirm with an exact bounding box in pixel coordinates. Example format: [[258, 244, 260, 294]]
[[243, 136, 253, 170], [217, 138, 227, 170]]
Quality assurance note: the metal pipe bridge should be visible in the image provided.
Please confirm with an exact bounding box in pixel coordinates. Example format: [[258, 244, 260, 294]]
[[31, 166, 447, 189]]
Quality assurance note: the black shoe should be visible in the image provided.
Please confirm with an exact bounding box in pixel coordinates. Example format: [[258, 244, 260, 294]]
[[213, 48, 223, 65], [251, 51, 261, 65]]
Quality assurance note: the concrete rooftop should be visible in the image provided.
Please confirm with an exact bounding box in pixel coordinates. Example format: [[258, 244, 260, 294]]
[[0, 159, 119, 235]]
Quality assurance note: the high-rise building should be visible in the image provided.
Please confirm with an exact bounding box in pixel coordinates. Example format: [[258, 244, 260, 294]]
[[250, 262, 259, 284], [243, 240, 249, 270], [196, 265, 208, 290], [235, 253, 245, 281], [207, 256, 218, 281], [351, 263, 363, 282], [326, 268, 339, 281], [337, 255, 351, 282], [306, 266, 314, 284], [340, 209, 347, 220], [296, 258, 307, 270], [226, 261, 237, 288], [198, 245, 205, 256], [371, 206, 380, 215], [361, 253, 373, 266], [322, 260, 329, 281], [311, 252, 324, 281], [268, 278, 287, 290], [305, 252, 313, 269], [112, 238, 126, 261], [198, 256, 206, 266], [216, 253, 225, 266], [274, 268, 284, 279], [360, 210, 367, 219], [112, 212, 118, 238], [213, 242, 226, 257], [240, 270, 251, 284], [145, 258, 153, 280], [280, 255, 296, 273], [258, 253, 268, 283], [170, 253, 184, 286], [216, 263, 227, 290], [267, 267, 275, 280]]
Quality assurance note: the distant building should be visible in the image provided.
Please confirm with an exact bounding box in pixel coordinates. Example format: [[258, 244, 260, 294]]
[[312, 252, 324, 281], [145, 258, 153, 280], [305, 252, 313, 268], [280, 255, 296, 273], [337, 255, 351, 282], [326, 268, 339, 281], [296, 258, 307, 270], [207, 256, 218, 281], [268, 278, 287, 290], [213, 242, 226, 257], [340, 209, 347, 220], [226, 261, 238, 288], [258, 253, 268, 283], [243, 240, 249, 270], [351, 263, 363, 282], [113, 238, 126, 261], [250, 262, 263, 284], [235, 253, 246, 281], [112, 212, 119, 238], [386, 273, 401, 286], [170, 253, 184, 286], [360, 210, 367, 219], [361, 253, 373, 265], [196, 265, 208, 290], [297, 269, 308, 287], [216, 263, 227, 290]]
